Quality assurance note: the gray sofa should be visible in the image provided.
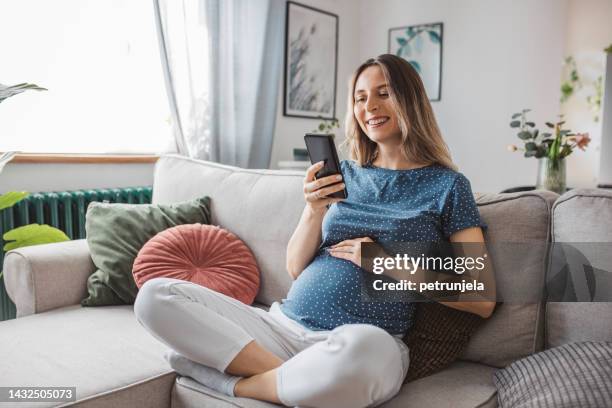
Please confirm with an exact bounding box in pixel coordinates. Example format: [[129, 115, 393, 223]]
[[1, 154, 611, 408]]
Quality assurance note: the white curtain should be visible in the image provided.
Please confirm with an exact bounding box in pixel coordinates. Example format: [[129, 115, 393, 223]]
[[153, 0, 285, 168]]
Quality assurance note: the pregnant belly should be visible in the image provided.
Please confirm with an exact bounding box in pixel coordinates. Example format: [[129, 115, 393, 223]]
[[282, 252, 414, 332]]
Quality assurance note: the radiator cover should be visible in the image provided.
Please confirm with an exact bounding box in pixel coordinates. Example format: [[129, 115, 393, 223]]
[[0, 186, 152, 321]]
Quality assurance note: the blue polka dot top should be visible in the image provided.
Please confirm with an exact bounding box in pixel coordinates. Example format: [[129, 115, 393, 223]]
[[279, 159, 485, 335]]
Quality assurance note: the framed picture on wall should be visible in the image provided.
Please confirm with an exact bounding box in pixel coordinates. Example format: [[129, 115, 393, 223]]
[[284, 2, 338, 119], [388, 22, 443, 101]]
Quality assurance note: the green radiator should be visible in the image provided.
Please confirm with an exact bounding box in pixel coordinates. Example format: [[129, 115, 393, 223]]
[[0, 186, 152, 321]]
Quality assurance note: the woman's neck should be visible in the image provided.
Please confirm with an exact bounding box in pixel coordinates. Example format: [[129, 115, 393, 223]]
[[372, 147, 426, 170]]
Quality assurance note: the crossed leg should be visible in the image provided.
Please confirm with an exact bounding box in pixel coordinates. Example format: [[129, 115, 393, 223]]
[[134, 277, 295, 404], [226, 340, 283, 403], [134, 277, 408, 407]]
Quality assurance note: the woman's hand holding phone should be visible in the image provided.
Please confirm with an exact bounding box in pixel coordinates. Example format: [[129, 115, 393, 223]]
[[303, 161, 346, 213]]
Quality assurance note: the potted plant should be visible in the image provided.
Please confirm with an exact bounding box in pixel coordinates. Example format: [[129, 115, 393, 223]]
[[312, 117, 340, 136], [507, 109, 590, 194], [0, 82, 69, 280]]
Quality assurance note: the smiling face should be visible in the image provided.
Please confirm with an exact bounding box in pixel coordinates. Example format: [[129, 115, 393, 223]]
[[353, 65, 402, 144], [345, 55, 454, 170]]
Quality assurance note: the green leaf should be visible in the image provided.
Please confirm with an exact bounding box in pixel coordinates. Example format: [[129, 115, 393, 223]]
[[561, 82, 573, 95], [525, 122, 535, 127], [3, 224, 69, 252], [522, 109, 531, 113], [560, 145, 572, 159], [570, 70, 579, 82], [525, 142, 537, 151], [510, 120, 521, 128], [559, 129, 571, 136], [535, 145, 547, 158], [518, 131, 532, 140], [0, 83, 47, 104], [0, 191, 29, 210], [524, 150, 537, 158], [545, 122, 555, 128], [404, 45, 412, 58], [533, 129, 539, 138], [541, 132, 552, 138], [428, 31, 440, 44], [318, 123, 325, 131], [396, 37, 407, 46], [511, 113, 521, 119]]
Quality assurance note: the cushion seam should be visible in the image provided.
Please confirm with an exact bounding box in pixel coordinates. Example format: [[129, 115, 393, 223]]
[[553, 192, 612, 208], [476, 192, 555, 208]]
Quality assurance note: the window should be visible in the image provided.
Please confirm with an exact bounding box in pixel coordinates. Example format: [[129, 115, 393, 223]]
[[0, 0, 172, 154]]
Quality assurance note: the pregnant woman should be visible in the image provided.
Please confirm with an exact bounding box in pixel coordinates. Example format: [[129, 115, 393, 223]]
[[134, 54, 495, 408]]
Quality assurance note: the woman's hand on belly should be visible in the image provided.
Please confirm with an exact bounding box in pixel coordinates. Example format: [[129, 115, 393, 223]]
[[327, 236, 374, 268]]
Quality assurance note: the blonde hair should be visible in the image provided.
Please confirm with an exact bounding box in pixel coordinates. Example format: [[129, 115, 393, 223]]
[[342, 54, 456, 170]]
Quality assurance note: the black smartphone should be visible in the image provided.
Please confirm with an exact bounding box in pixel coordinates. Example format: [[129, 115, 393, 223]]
[[304, 133, 347, 199]]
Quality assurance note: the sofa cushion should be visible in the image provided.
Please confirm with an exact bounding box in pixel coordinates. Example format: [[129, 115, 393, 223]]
[[133, 224, 260, 305], [493, 342, 612, 408], [83, 197, 212, 306], [0, 304, 175, 407], [404, 302, 484, 383], [461, 191, 558, 367], [153, 155, 301, 306], [552, 189, 612, 242], [384, 362, 498, 408], [171, 361, 497, 408], [547, 189, 612, 347]]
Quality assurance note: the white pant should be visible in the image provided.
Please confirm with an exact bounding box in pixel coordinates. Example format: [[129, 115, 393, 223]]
[[133, 277, 409, 408]]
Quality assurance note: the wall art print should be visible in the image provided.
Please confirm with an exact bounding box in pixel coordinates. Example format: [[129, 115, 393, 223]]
[[388, 22, 443, 101], [284, 2, 338, 119]]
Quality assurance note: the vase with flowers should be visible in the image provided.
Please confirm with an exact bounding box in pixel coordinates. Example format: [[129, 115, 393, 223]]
[[507, 109, 591, 194]]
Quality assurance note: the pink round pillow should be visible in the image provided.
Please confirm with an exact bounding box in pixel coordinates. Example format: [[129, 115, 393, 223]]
[[133, 224, 260, 304]]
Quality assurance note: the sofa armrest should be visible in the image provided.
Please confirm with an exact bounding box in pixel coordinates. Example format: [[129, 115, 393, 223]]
[[3, 239, 95, 318]]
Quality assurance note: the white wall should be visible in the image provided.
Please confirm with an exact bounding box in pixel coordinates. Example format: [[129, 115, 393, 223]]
[[0, 162, 154, 193], [561, 0, 612, 187], [269, 0, 361, 169], [356, 0, 568, 192], [270, 0, 572, 192]]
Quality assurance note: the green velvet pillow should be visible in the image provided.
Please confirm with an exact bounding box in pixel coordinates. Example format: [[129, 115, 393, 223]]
[[81, 197, 212, 306]]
